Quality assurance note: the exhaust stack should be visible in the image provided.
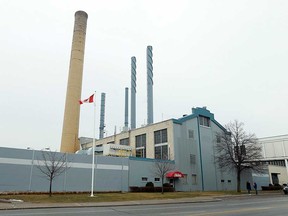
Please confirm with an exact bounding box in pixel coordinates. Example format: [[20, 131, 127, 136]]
[[147, 45, 153, 125], [99, 93, 106, 139], [60, 11, 88, 153], [130, 56, 136, 129], [124, 87, 129, 131]]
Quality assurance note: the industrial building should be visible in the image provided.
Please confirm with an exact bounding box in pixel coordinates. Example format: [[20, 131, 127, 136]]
[[259, 134, 288, 185], [81, 107, 241, 191], [0, 106, 272, 193], [0, 11, 276, 193]]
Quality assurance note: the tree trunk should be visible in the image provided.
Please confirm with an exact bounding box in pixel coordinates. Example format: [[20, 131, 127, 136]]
[[49, 177, 53, 197], [237, 169, 241, 192], [161, 177, 164, 194]]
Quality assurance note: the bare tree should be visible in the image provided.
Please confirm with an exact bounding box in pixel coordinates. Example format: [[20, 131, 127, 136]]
[[215, 120, 265, 192], [152, 159, 175, 194], [36, 150, 70, 196]]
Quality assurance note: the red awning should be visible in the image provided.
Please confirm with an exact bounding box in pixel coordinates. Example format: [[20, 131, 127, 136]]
[[166, 171, 184, 178]]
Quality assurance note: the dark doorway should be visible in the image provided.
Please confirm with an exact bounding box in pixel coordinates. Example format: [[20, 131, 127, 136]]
[[271, 173, 279, 185]]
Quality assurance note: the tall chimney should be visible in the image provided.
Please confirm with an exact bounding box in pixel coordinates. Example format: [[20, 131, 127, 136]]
[[60, 11, 88, 153], [130, 56, 136, 129], [99, 93, 106, 139], [147, 46, 153, 125], [124, 87, 129, 131]]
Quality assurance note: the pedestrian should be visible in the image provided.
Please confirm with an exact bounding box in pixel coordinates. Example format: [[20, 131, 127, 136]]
[[246, 181, 251, 194], [253, 182, 258, 195]]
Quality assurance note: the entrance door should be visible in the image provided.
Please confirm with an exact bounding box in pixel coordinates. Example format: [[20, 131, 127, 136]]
[[271, 173, 279, 185]]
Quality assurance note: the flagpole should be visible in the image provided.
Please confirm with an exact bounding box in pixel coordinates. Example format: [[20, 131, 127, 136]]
[[90, 92, 96, 197]]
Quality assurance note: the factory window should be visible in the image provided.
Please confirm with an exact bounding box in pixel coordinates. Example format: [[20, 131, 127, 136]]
[[199, 116, 210, 127], [155, 145, 168, 159], [136, 148, 146, 158], [136, 134, 146, 148], [268, 160, 285, 167], [190, 154, 196, 164], [136, 134, 146, 158], [154, 129, 168, 144], [120, 138, 129, 146], [182, 174, 188, 185], [192, 174, 197, 185], [188, 130, 194, 139]]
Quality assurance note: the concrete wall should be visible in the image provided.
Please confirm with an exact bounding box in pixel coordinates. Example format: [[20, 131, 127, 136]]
[[268, 165, 288, 185], [259, 135, 288, 158], [259, 135, 288, 185], [173, 118, 200, 191], [0, 147, 128, 193], [128, 157, 172, 188]]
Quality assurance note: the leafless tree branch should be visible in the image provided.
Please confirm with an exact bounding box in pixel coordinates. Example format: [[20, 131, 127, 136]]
[[215, 120, 265, 192], [36, 150, 70, 196], [152, 159, 175, 194]]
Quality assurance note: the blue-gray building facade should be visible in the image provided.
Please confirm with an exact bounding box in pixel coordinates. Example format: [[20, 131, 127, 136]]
[[0, 107, 268, 192], [0, 147, 129, 193], [171, 107, 236, 191]]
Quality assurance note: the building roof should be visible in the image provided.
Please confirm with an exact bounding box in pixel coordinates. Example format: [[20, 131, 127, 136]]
[[172, 107, 226, 132]]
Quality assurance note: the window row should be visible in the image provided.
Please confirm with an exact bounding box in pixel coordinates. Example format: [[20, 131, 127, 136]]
[[135, 129, 168, 159]]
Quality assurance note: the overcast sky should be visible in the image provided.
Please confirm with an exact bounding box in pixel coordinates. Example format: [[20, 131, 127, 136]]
[[1, 0, 288, 151]]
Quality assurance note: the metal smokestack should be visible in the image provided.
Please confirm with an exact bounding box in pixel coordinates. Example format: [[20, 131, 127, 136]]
[[99, 93, 106, 139], [130, 56, 136, 129], [60, 11, 88, 153], [124, 87, 129, 131], [147, 45, 153, 124]]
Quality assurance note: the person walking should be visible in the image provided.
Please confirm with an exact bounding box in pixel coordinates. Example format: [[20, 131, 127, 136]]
[[246, 181, 251, 194], [253, 182, 258, 195]]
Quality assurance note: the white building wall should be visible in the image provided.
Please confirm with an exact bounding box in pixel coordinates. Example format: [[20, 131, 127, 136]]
[[84, 120, 174, 160], [259, 135, 288, 185]]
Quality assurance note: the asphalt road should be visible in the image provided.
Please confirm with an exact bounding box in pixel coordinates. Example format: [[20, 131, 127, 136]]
[[0, 195, 287, 216]]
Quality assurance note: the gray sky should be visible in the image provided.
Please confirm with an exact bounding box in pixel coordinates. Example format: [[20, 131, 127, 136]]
[[1, 0, 287, 151]]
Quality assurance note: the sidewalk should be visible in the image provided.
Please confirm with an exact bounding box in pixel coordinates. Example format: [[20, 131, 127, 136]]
[[0, 197, 221, 210]]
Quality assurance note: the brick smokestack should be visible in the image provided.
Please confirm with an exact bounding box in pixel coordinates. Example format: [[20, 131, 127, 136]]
[[60, 11, 88, 153]]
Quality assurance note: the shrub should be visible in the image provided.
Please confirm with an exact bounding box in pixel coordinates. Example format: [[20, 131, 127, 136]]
[[146, 182, 154, 187], [129, 186, 174, 192], [163, 183, 171, 187], [129, 186, 140, 192], [261, 185, 283, 190]]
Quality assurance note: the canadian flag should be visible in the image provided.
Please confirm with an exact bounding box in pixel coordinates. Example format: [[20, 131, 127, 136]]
[[79, 94, 94, 105]]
